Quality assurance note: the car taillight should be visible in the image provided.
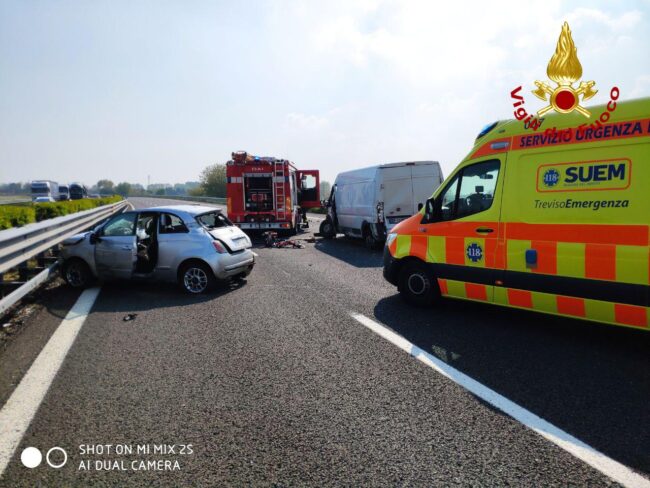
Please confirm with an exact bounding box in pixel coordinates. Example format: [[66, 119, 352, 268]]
[[212, 240, 228, 254]]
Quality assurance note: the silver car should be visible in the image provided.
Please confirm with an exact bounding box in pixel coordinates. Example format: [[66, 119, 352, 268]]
[[60, 205, 255, 294]]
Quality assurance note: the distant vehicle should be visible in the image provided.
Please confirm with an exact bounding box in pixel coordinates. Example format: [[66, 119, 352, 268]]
[[88, 193, 101, 199], [59, 185, 70, 201], [33, 196, 56, 203], [226, 151, 320, 234], [319, 161, 444, 249], [61, 205, 255, 294], [69, 183, 88, 200], [30, 180, 59, 201]]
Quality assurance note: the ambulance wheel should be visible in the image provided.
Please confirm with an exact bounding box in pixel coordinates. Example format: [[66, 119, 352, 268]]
[[319, 218, 335, 239], [398, 261, 439, 306]]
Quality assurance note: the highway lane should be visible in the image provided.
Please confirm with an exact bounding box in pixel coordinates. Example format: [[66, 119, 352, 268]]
[[0, 196, 648, 486]]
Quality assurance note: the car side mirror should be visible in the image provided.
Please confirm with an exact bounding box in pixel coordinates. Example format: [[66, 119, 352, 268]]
[[89, 232, 100, 244]]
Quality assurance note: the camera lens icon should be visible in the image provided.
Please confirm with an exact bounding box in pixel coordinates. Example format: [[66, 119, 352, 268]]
[[20, 446, 67, 469], [46, 447, 68, 468], [20, 447, 42, 468]]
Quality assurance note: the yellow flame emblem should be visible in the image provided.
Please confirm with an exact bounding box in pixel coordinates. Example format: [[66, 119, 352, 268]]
[[532, 22, 597, 117]]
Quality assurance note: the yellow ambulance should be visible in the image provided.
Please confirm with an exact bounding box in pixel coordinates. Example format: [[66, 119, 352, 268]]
[[383, 97, 650, 330]]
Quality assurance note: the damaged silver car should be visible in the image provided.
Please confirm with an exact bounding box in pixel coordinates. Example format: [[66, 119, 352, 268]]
[[60, 205, 255, 293]]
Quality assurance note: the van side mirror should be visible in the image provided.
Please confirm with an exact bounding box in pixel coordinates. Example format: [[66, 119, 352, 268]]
[[89, 232, 100, 244]]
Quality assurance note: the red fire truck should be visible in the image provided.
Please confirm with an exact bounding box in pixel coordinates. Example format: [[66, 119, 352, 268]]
[[226, 151, 320, 234]]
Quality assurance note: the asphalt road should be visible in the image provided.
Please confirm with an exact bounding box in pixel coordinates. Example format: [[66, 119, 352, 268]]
[[0, 196, 648, 486]]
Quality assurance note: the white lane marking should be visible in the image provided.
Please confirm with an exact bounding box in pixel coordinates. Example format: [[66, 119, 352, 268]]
[[0, 288, 101, 476], [349, 312, 650, 488], [252, 252, 259, 257]]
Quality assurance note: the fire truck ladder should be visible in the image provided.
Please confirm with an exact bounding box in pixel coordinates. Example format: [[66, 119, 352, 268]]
[[274, 160, 287, 222]]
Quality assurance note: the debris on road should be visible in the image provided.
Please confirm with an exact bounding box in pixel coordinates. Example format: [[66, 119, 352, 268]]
[[263, 231, 305, 249], [123, 313, 138, 322]]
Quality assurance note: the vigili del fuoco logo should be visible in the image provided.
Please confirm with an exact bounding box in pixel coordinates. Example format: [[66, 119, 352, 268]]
[[510, 22, 620, 133]]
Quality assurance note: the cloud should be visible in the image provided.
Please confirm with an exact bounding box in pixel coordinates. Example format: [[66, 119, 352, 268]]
[[630, 74, 650, 98], [285, 112, 329, 130], [565, 7, 642, 31]]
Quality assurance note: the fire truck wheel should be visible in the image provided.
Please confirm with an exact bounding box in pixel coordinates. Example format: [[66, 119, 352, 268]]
[[398, 261, 439, 306], [319, 219, 335, 239], [290, 219, 299, 236]]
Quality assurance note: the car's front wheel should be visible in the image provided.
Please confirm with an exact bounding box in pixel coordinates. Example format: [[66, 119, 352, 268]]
[[63, 259, 93, 288], [398, 261, 439, 306], [179, 261, 216, 294]]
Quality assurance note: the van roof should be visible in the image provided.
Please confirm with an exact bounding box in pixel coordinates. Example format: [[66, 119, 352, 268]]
[[378, 161, 439, 169], [472, 96, 650, 154], [338, 161, 440, 177]]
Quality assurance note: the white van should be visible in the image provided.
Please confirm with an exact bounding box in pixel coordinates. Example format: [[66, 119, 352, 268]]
[[319, 161, 444, 249]]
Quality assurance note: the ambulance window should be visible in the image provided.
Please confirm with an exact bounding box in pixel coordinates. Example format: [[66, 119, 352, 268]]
[[455, 160, 500, 219], [439, 175, 460, 221]]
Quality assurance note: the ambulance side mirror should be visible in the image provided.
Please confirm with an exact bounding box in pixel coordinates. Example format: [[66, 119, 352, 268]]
[[423, 197, 438, 223]]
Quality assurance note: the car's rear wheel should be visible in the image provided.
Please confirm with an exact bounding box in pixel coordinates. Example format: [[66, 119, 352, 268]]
[[398, 261, 439, 306], [63, 259, 92, 288], [179, 261, 215, 294]]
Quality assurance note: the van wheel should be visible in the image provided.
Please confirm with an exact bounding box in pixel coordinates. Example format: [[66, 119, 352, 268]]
[[319, 218, 335, 239], [63, 259, 92, 288], [364, 233, 382, 251], [398, 261, 439, 306], [179, 261, 215, 294]]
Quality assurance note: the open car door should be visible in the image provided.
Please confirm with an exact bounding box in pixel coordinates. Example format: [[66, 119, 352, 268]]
[[95, 212, 137, 280], [296, 170, 320, 208]]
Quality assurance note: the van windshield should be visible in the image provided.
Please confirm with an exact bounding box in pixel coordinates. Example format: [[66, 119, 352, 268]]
[[196, 211, 233, 229]]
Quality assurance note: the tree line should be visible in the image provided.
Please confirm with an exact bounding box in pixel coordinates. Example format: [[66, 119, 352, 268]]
[[2, 164, 331, 200]]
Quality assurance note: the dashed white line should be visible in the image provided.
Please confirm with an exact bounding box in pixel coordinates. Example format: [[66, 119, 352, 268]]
[[252, 252, 259, 257], [0, 288, 101, 476], [349, 312, 650, 488]]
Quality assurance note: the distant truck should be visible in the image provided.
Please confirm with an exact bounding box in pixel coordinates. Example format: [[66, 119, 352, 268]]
[[226, 151, 320, 234], [30, 180, 59, 201], [58, 185, 70, 201], [319, 161, 444, 249], [69, 183, 88, 200]]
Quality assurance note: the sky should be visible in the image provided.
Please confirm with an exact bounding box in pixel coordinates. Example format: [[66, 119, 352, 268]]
[[1, 0, 649, 187]]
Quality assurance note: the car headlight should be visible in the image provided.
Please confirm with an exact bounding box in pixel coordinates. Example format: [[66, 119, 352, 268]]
[[386, 232, 398, 248]]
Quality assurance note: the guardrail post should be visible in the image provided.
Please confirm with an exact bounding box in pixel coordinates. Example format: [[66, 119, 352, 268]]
[[18, 261, 29, 282]]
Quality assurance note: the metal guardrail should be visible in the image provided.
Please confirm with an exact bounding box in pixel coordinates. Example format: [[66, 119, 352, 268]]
[[145, 195, 226, 205], [0, 200, 129, 315]]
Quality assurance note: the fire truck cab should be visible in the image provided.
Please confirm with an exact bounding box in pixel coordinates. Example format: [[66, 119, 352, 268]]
[[226, 151, 320, 234]]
